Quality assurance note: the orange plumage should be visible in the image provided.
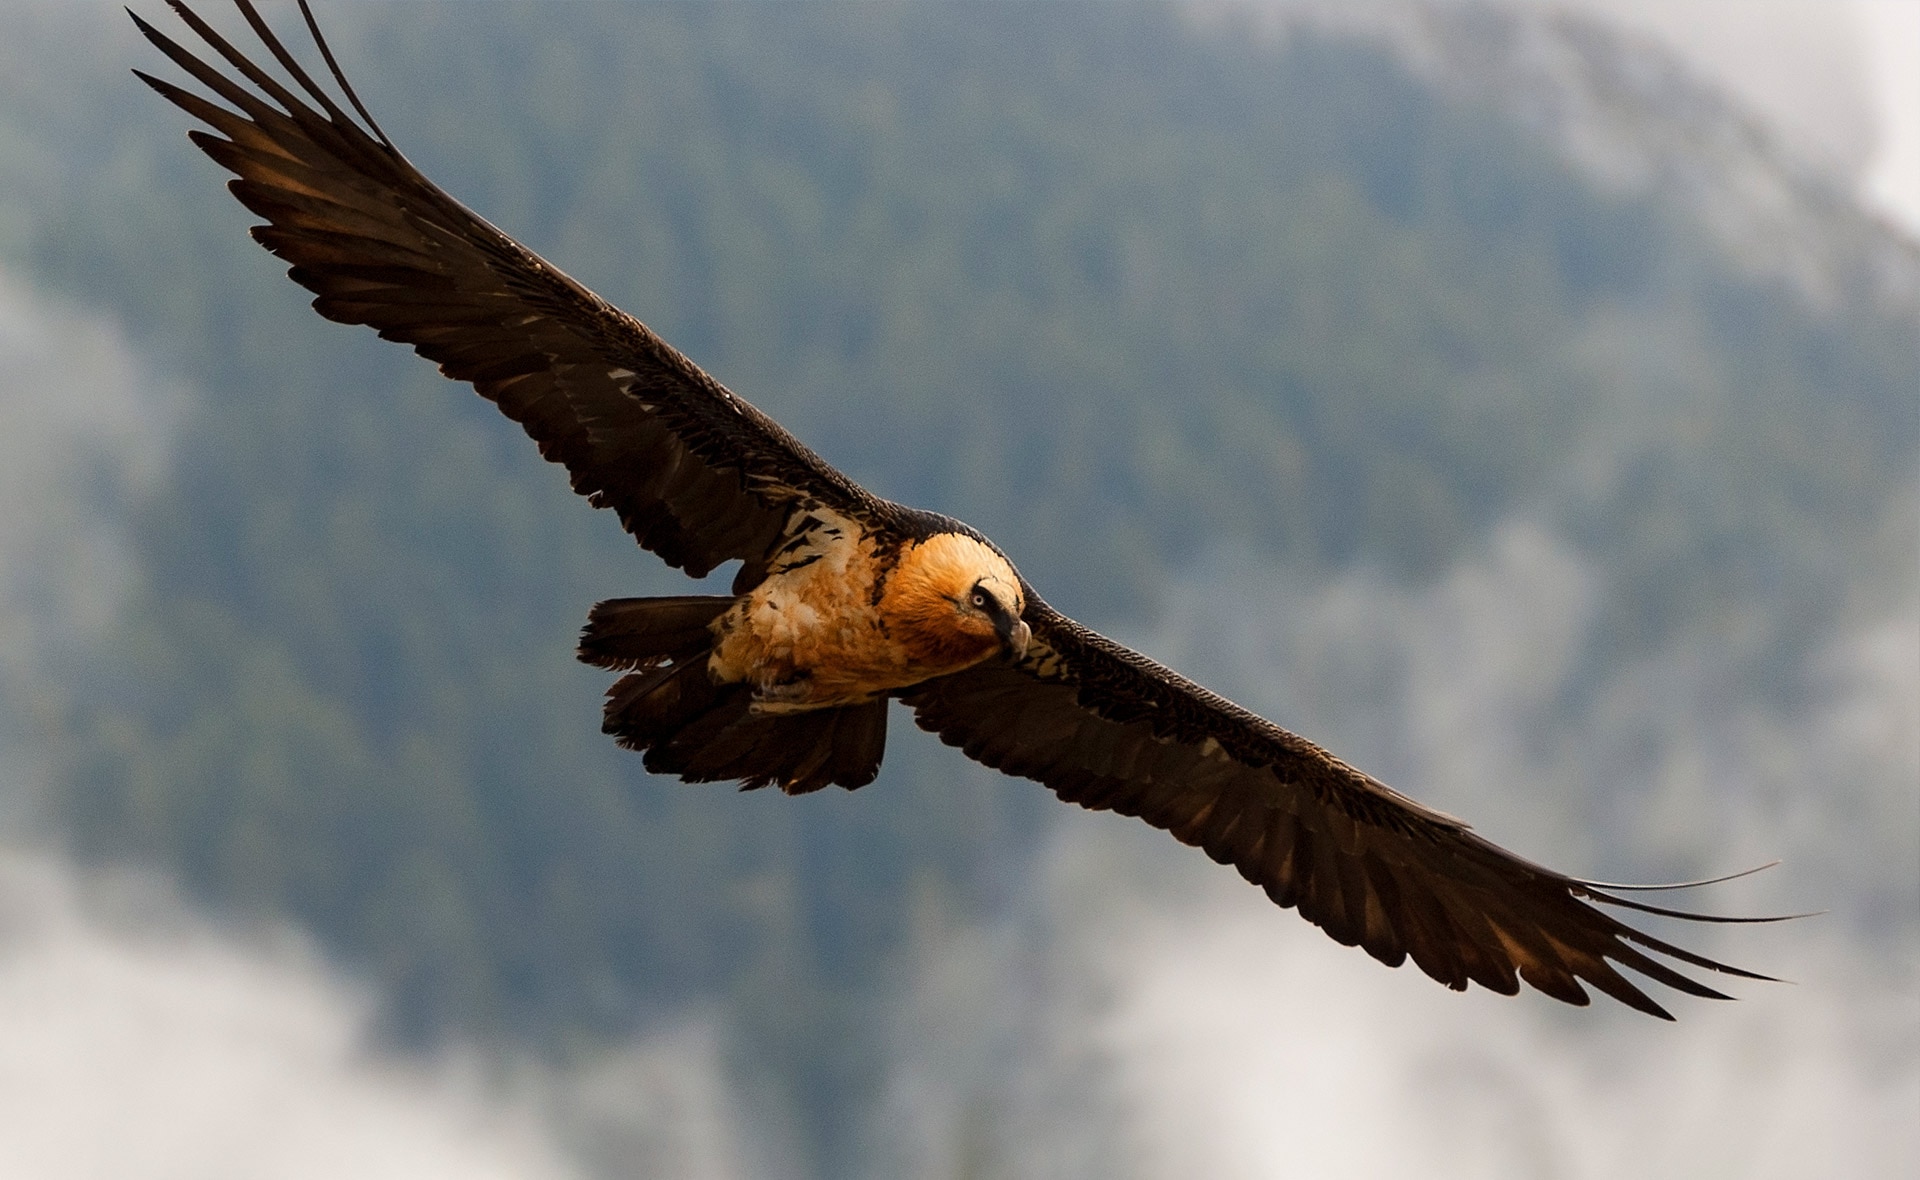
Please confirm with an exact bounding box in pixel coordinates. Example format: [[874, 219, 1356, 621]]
[[709, 519, 1023, 710]]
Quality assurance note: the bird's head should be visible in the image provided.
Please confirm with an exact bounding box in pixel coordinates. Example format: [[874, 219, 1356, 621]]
[[883, 532, 1030, 668]]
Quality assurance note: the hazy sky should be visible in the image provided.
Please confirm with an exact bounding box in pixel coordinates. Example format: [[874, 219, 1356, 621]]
[[1856, 0, 1920, 233], [1541, 0, 1920, 236]]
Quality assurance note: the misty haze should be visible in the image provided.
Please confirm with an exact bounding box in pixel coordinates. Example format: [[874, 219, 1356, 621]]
[[0, 2, 1913, 1178]]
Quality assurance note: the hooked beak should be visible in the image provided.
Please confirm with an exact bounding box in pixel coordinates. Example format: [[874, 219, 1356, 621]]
[[996, 615, 1032, 661]]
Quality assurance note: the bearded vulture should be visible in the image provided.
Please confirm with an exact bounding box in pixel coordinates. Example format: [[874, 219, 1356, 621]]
[[133, 0, 1782, 1019]]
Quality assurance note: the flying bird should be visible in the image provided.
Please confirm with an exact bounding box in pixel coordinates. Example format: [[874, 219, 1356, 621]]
[[134, 0, 1781, 1019]]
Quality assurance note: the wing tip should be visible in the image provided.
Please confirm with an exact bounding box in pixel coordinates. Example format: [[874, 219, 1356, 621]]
[[1578, 859, 1781, 893]]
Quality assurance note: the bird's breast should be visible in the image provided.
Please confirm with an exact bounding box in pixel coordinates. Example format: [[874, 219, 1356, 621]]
[[708, 510, 988, 711]]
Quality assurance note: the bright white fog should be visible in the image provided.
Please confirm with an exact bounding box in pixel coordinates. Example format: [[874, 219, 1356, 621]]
[[0, 851, 583, 1180], [1536, 0, 1920, 236], [1857, 0, 1920, 236]]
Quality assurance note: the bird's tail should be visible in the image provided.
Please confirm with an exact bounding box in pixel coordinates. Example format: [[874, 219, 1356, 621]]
[[577, 595, 734, 671], [578, 596, 888, 793]]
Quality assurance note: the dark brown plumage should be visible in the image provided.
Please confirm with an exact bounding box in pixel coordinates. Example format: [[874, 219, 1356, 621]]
[[135, 0, 1782, 1019]]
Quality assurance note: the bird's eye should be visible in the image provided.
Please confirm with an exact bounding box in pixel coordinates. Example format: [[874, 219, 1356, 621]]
[[971, 590, 989, 609]]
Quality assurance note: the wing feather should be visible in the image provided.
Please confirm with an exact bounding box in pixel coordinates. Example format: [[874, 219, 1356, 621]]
[[136, 0, 885, 577], [904, 598, 1779, 1017], [143, 0, 1781, 1020]]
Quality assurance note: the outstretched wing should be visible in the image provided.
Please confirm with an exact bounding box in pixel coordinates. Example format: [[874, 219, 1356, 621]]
[[133, 0, 882, 579], [903, 598, 1778, 1018]]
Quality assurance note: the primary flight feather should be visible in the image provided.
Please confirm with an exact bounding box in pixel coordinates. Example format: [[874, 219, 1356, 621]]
[[134, 0, 1779, 1019]]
